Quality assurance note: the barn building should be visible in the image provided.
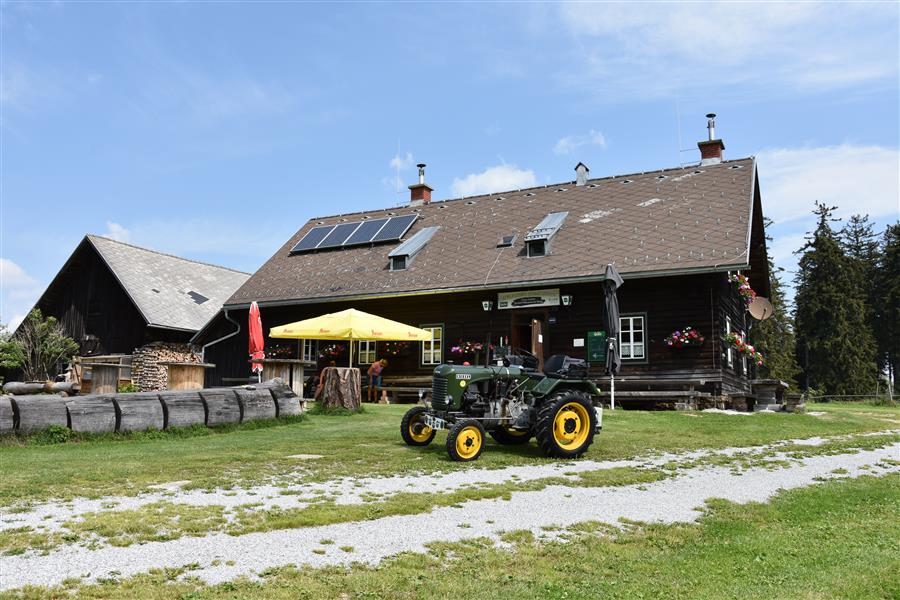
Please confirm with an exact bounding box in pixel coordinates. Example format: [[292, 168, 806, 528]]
[[195, 120, 771, 406], [15, 235, 249, 390]]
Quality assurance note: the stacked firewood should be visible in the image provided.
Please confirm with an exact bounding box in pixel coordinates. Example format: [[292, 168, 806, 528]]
[[132, 342, 200, 392]]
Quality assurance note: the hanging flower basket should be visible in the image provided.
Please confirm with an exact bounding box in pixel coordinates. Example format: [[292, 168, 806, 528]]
[[380, 341, 411, 357], [724, 332, 763, 366], [727, 273, 756, 307], [664, 327, 705, 348]]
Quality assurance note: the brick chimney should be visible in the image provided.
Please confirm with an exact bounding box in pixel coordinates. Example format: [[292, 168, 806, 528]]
[[698, 113, 725, 165], [408, 163, 433, 205]]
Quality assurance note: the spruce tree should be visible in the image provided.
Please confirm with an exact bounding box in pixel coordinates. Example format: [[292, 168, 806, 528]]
[[750, 219, 800, 386], [794, 203, 877, 396], [840, 214, 879, 341], [873, 223, 900, 382]]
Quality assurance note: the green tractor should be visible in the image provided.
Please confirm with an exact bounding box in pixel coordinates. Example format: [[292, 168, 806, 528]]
[[401, 352, 602, 461]]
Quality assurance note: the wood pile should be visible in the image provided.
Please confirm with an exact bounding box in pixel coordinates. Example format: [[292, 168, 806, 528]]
[[132, 342, 200, 392]]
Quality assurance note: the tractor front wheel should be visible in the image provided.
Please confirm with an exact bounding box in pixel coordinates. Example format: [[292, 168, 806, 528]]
[[446, 419, 486, 462], [401, 406, 436, 446], [489, 425, 532, 445], [535, 391, 597, 458]]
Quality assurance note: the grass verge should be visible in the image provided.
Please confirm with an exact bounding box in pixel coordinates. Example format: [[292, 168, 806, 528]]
[[6, 472, 897, 599], [0, 402, 896, 507]]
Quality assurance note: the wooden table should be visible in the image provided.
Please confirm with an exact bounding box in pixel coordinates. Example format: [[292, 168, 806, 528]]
[[250, 358, 315, 397], [83, 363, 130, 394], [159, 362, 216, 391]]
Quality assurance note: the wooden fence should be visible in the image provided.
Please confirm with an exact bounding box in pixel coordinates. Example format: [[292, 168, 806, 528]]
[[0, 379, 300, 435]]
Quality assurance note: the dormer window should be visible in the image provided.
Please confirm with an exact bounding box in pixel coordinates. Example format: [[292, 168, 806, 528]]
[[390, 256, 408, 271], [526, 240, 547, 257], [388, 226, 440, 271], [524, 211, 568, 258]]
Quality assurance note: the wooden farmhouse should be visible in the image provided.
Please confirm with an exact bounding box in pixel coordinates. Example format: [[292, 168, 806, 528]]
[[195, 123, 771, 405], [14, 235, 249, 391]]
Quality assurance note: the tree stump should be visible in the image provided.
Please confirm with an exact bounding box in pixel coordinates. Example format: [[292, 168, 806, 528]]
[[322, 367, 361, 411]]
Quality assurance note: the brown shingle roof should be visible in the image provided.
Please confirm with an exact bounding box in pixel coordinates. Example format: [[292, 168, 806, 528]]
[[227, 157, 757, 307]]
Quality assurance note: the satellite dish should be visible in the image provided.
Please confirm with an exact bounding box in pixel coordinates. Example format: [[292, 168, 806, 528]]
[[748, 296, 775, 321]]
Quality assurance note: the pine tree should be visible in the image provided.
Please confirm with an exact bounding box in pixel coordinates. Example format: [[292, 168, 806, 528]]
[[793, 203, 878, 396], [873, 223, 900, 382], [840, 214, 879, 342], [750, 219, 800, 386]]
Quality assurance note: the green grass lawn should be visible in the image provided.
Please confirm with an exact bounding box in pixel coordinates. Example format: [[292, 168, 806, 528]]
[[0, 402, 897, 506]]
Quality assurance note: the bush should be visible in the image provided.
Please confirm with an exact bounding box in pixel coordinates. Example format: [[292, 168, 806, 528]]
[[33, 425, 74, 445], [118, 382, 138, 393]]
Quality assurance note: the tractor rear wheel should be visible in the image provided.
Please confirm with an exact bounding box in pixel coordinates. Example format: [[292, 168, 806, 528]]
[[446, 419, 486, 462], [535, 391, 597, 458], [401, 406, 436, 446], [489, 425, 532, 445]]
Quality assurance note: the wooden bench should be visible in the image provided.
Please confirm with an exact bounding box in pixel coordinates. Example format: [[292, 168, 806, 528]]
[[377, 386, 430, 404], [606, 390, 712, 411]]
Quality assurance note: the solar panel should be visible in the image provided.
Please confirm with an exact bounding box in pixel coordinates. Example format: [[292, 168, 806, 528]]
[[316, 222, 363, 249], [372, 215, 417, 242], [344, 218, 390, 246], [290, 225, 335, 253]]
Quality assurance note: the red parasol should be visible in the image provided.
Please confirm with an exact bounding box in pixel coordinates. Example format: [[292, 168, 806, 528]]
[[248, 301, 265, 377]]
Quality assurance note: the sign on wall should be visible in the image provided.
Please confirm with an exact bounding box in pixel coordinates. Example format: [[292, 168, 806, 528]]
[[587, 330, 607, 363], [497, 288, 560, 310]]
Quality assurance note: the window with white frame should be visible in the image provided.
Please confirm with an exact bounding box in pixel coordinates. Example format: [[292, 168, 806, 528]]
[[421, 325, 443, 365], [301, 339, 317, 363], [619, 315, 646, 361], [357, 340, 376, 365], [740, 329, 748, 375], [725, 316, 733, 368]]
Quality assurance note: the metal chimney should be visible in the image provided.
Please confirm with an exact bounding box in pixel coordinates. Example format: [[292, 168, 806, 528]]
[[706, 113, 717, 141], [417, 163, 426, 184]]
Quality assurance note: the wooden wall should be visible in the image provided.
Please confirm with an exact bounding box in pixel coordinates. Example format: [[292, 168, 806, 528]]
[[201, 271, 755, 395]]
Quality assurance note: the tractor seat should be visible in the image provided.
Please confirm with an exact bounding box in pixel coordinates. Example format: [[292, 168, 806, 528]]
[[543, 355, 589, 379]]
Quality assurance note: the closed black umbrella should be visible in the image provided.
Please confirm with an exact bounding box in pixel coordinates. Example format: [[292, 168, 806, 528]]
[[601, 264, 624, 408]]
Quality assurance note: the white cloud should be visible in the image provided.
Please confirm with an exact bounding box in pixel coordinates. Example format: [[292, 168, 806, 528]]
[[556, 3, 898, 98], [389, 152, 414, 170], [0, 259, 41, 331], [757, 144, 900, 225], [0, 258, 37, 289], [451, 164, 537, 197], [553, 130, 607, 155], [103, 221, 132, 242]]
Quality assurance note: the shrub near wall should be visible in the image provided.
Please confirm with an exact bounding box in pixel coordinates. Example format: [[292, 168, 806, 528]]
[[0, 379, 300, 436]]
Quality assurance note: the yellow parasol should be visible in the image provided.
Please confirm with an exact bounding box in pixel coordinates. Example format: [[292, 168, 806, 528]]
[[269, 308, 433, 366]]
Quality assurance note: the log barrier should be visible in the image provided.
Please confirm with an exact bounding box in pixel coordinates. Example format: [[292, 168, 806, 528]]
[[0, 379, 299, 436]]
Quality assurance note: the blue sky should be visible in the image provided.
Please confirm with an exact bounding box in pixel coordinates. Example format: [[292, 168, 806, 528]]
[[2, 2, 898, 329]]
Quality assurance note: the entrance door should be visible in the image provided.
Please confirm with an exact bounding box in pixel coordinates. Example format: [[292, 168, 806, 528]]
[[510, 311, 547, 370]]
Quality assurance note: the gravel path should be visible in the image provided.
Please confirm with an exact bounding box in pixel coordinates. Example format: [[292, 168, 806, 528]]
[[1, 443, 896, 592], [2, 430, 896, 536]]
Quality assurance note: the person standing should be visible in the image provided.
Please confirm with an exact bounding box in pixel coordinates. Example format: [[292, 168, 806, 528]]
[[367, 358, 387, 402]]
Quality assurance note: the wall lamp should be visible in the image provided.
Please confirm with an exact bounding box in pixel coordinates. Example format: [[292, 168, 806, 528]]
[[482, 300, 494, 311], [561, 294, 573, 306]]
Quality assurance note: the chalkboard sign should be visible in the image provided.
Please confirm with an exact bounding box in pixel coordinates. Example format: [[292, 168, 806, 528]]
[[587, 331, 607, 363]]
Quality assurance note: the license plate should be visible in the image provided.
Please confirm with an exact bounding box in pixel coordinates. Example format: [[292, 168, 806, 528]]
[[424, 414, 447, 430]]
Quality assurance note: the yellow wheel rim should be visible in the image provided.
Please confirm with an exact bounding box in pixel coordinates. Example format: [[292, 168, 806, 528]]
[[408, 415, 433, 443], [552, 402, 590, 449], [455, 425, 483, 459]]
